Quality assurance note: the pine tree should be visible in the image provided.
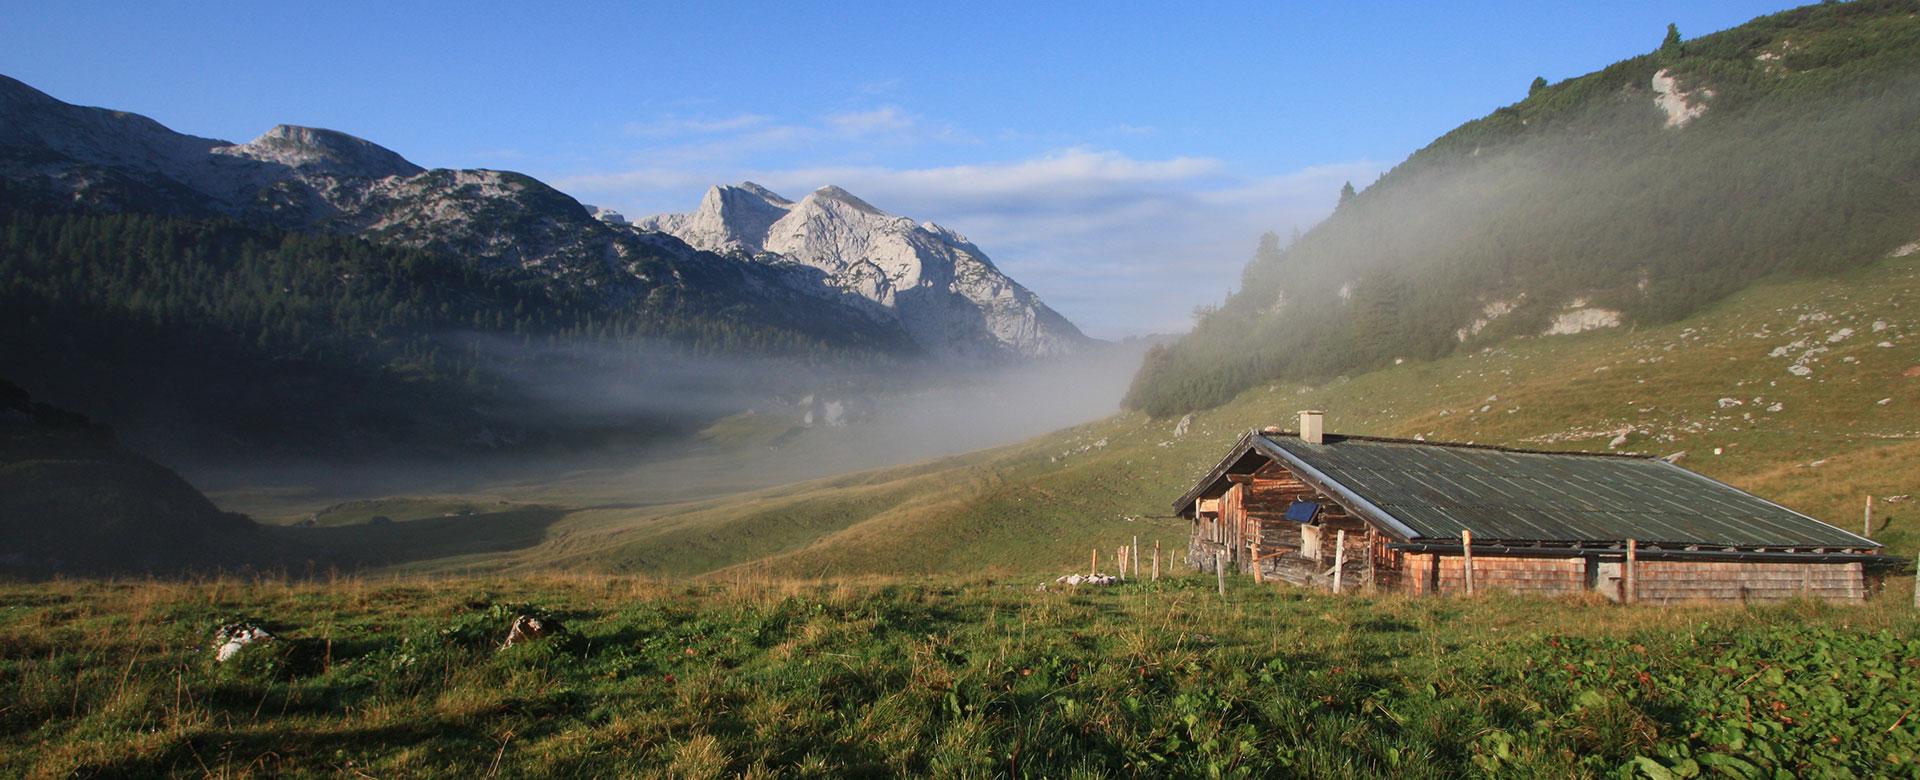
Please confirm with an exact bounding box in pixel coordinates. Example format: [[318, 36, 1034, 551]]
[[1338, 181, 1357, 206], [1662, 23, 1682, 53], [1529, 76, 1548, 96]]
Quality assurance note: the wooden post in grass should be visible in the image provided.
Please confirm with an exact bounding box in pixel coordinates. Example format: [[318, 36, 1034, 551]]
[[1913, 553, 1919, 609], [1119, 546, 1127, 581], [1865, 495, 1873, 537], [1251, 542, 1263, 584], [1133, 536, 1140, 579], [1624, 538, 1638, 605], [1091, 547, 1098, 577], [1333, 529, 1347, 594], [1152, 545, 1160, 581], [1217, 552, 1226, 598], [1461, 530, 1475, 596]]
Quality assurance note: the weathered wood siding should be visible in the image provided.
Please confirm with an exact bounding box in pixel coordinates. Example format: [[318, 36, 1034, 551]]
[[1631, 560, 1864, 603], [1240, 461, 1373, 589], [1401, 554, 1586, 596], [1397, 554, 1867, 603]]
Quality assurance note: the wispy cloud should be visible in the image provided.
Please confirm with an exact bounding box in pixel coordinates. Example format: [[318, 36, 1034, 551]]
[[623, 113, 772, 137], [613, 105, 968, 166]]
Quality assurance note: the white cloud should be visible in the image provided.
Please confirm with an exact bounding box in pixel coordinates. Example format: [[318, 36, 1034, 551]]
[[612, 105, 966, 166], [824, 106, 917, 135], [556, 149, 1381, 339], [623, 113, 772, 137]]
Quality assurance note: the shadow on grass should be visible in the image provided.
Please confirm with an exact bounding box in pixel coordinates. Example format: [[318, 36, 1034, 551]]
[[265, 506, 573, 569]]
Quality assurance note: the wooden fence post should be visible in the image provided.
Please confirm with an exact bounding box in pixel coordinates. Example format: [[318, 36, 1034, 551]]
[[1217, 552, 1226, 598], [1912, 552, 1919, 609], [1363, 528, 1376, 593], [1865, 495, 1873, 537], [1153, 541, 1160, 581], [1251, 543, 1263, 584], [1461, 530, 1475, 596], [1091, 547, 1098, 577], [1132, 536, 1140, 579], [1624, 539, 1637, 605], [1333, 529, 1347, 594]]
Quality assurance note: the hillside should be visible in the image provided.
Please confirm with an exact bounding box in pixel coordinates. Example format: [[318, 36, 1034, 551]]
[[1127, 0, 1920, 416], [0, 379, 278, 574], [329, 249, 1920, 580]]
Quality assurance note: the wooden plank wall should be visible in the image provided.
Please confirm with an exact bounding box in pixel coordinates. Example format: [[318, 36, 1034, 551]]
[[1634, 561, 1864, 603], [1401, 554, 1586, 597], [1398, 554, 1868, 603]]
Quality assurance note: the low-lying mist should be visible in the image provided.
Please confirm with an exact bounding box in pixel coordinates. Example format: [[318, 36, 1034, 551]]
[[192, 336, 1161, 517]]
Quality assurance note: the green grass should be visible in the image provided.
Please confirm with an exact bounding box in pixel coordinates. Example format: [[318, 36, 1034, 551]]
[[2, 574, 1914, 777]]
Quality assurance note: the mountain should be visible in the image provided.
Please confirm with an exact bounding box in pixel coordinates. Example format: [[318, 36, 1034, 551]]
[[1125, 0, 1920, 417], [0, 75, 974, 459], [638, 182, 1090, 359]]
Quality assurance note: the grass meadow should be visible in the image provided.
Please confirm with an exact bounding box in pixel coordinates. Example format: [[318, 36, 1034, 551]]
[[3, 572, 1916, 777]]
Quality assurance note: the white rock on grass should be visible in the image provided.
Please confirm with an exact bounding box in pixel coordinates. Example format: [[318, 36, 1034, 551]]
[[1828, 328, 1854, 343], [1716, 398, 1743, 408], [213, 623, 274, 663], [502, 614, 563, 649], [1788, 365, 1812, 377]]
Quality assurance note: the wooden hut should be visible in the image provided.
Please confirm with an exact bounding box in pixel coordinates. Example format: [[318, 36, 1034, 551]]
[[1174, 411, 1892, 603]]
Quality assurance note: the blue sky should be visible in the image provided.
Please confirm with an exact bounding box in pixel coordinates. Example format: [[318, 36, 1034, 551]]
[[3, 1, 1804, 338]]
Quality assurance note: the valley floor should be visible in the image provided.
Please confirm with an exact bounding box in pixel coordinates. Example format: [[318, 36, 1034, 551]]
[[2, 574, 1916, 777]]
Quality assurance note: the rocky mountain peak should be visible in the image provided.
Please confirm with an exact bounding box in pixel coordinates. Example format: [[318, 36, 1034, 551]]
[[641, 182, 1090, 360], [214, 124, 423, 179], [733, 181, 791, 205], [804, 184, 884, 215]]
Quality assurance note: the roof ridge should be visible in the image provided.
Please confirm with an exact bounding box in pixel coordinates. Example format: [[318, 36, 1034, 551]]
[[1257, 430, 1654, 459]]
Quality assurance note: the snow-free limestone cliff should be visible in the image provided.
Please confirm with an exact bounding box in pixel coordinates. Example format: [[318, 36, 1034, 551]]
[[638, 182, 1089, 359]]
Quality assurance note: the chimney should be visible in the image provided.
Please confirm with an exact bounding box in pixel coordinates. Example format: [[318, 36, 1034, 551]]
[[1299, 410, 1325, 444]]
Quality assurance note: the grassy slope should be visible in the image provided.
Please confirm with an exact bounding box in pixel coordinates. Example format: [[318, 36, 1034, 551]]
[[3, 574, 1915, 777], [458, 252, 1920, 579]]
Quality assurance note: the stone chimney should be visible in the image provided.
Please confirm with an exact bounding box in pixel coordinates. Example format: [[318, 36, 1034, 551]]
[[1299, 410, 1325, 444]]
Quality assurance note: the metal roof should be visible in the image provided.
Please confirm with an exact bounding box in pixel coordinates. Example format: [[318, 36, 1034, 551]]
[[1175, 431, 1879, 551]]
